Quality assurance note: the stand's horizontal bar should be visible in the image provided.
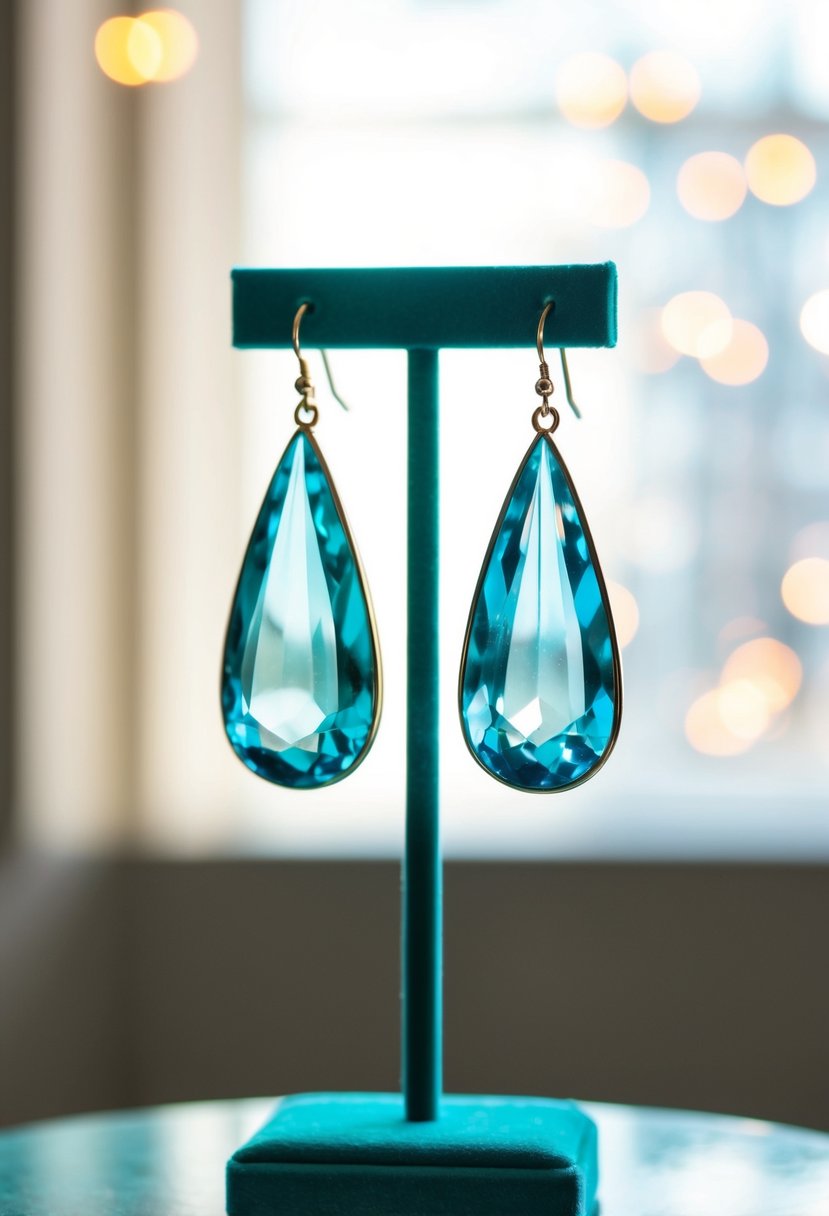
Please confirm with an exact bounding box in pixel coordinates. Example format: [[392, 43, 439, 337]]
[[232, 265, 616, 350]]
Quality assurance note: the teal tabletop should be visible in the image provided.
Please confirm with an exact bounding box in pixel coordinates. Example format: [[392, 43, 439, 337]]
[[0, 1098, 828, 1215]]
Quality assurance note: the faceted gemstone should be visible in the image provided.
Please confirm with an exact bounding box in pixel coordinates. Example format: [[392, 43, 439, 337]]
[[460, 433, 619, 792], [222, 429, 380, 788]]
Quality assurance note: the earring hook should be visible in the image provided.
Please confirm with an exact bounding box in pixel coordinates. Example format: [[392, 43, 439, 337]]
[[535, 302, 582, 421], [292, 303, 350, 421]]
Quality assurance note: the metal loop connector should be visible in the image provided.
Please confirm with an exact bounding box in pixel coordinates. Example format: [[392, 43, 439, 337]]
[[532, 404, 560, 434]]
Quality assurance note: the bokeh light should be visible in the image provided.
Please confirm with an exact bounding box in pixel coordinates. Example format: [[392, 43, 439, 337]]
[[588, 160, 650, 228], [661, 291, 732, 358], [716, 680, 771, 740], [745, 134, 816, 206], [95, 16, 155, 86], [556, 53, 627, 129], [686, 634, 803, 756], [607, 580, 640, 649], [127, 16, 164, 79], [699, 318, 768, 385], [629, 51, 701, 123], [800, 289, 829, 355], [140, 10, 199, 82], [720, 638, 802, 713], [685, 690, 754, 756], [677, 152, 747, 221], [95, 10, 197, 86], [781, 557, 829, 624]]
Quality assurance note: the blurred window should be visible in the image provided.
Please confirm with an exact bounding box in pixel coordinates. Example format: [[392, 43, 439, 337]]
[[235, 0, 829, 857]]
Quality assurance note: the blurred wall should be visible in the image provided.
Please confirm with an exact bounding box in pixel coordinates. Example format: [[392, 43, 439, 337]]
[[1, 859, 827, 1131], [0, 0, 15, 857]]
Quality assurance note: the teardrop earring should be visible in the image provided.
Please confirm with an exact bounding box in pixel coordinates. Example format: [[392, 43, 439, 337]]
[[458, 302, 621, 792], [221, 303, 382, 789]]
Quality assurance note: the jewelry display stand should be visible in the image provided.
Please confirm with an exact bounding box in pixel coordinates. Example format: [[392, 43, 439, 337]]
[[226, 265, 617, 1216]]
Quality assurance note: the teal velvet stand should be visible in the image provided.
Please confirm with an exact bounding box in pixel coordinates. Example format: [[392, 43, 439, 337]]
[[227, 266, 617, 1216], [227, 1094, 597, 1216]]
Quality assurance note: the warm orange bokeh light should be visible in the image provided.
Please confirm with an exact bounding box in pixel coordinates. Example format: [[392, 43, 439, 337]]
[[685, 690, 753, 756], [95, 10, 197, 86], [745, 134, 816, 206], [661, 291, 732, 358], [629, 51, 700, 123], [128, 17, 164, 79], [140, 10, 199, 81], [699, 318, 768, 386], [95, 16, 153, 86], [677, 151, 747, 221], [607, 580, 640, 649], [686, 633, 804, 756], [588, 160, 650, 229], [721, 638, 802, 713], [556, 53, 627, 129], [781, 558, 829, 625], [716, 680, 770, 740]]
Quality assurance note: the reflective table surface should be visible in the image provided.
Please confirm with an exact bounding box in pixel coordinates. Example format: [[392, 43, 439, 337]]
[[0, 1098, 828, 1215]]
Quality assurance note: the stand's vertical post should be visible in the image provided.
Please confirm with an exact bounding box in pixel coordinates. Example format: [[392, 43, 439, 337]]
[[403, 348, 442, 1122]]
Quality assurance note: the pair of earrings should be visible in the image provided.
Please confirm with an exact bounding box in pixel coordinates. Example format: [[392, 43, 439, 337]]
[[221, 304, 621, 794]]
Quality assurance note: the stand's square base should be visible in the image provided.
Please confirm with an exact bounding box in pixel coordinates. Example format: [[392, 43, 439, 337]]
[[227, 1092, 598, 1216]]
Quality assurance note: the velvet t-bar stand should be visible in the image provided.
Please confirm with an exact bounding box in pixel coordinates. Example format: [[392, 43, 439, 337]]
[[226, 265, 617, 1216]]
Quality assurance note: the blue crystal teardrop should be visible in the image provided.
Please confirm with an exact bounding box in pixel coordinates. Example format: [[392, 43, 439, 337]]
[[459, 433, 620, 792], [222, 428, 380, 788]]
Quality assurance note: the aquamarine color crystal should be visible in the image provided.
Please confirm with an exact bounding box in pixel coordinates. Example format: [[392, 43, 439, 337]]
[[222, 429, 380, 788], [460, 433, 619, 792]]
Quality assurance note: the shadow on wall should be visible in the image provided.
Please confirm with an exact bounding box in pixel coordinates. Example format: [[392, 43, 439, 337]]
[[0, 858, 828, 1130]]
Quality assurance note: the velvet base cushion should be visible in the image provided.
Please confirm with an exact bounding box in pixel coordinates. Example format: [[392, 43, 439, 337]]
[[227, 1091, 598, 1216]]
